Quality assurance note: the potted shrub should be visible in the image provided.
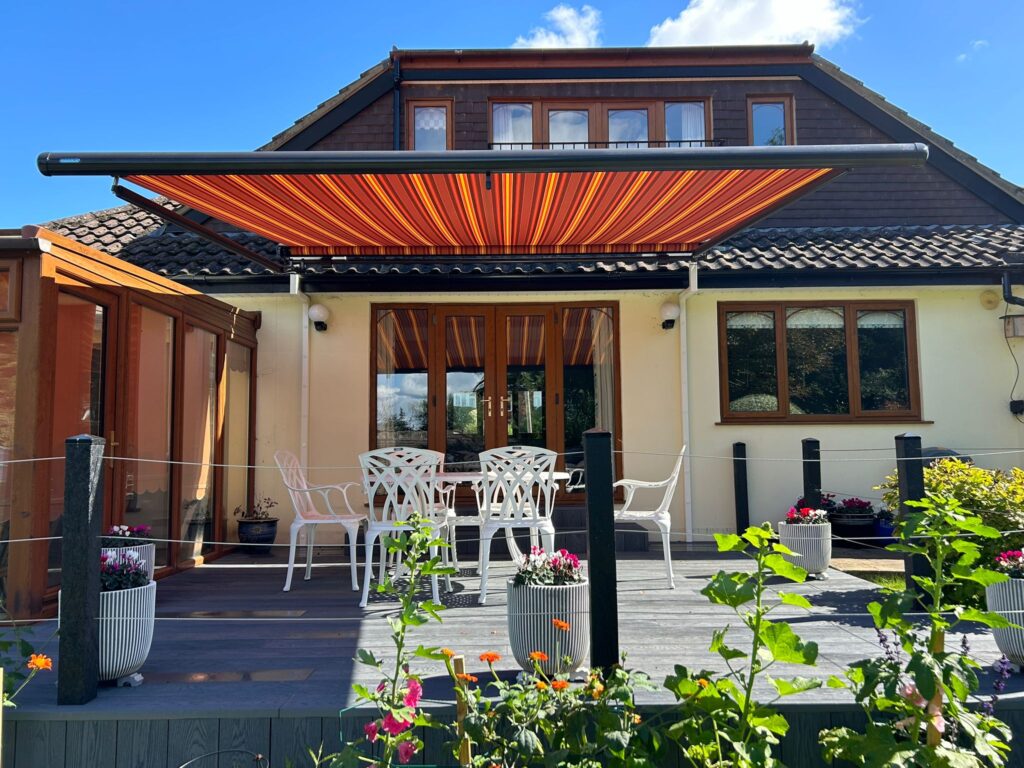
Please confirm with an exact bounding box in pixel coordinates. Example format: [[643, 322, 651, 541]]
[[873, 507, 896, 545], [831, 496, 875, 547], [233, 494, 279, 555], [100, 524, 155, 581], [987, 550, 1024, 666], [507, 547, 589, 675], [98, 550, 156, 683], [777, 507, 831, 578]]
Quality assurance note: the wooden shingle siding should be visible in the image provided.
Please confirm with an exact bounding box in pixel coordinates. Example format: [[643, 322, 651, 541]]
[[310, 78, 1010, 226]]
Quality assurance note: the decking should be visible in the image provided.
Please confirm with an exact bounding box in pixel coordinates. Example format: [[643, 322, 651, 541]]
[[8, 548, 1024, 767]]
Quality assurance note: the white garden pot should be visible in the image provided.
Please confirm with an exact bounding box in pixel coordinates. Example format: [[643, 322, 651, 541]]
[[99, 581, 157, 681], [778, 522, 832, 576], [507, 579, 589, 676], [101, 543, 156, 582], [987, 579, 1024, 666]]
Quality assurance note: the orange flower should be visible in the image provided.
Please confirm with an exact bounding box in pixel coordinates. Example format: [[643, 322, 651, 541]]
[[479, 651, 501, 664], [551, 680, 570, 691], [528, 651, 549, 663], [697, 678, 710, 689], [631, 714, 642, 725], [590, 681, 605, 699], [26, 654, 52, 672], [535, 681, 548, 690], [455, 673, 478, 684], [440, 648, 456, 658], [551, 619, 570, 632]]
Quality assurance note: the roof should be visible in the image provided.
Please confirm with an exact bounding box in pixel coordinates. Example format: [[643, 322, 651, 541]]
[[43, 199, 174, 254], [103, 223, 1024, 279]]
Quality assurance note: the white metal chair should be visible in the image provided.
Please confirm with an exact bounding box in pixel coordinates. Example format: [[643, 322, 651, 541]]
[[613, 446, 686, 589], [476, 446, 558, 605], [274, 450, 365, 592], [358, 447, 453, 609]]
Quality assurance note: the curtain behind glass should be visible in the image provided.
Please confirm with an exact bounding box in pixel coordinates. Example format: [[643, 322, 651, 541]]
[[665, 103, 706, 146], [180, 326, 217, 562], [493, 103, 533, 148]]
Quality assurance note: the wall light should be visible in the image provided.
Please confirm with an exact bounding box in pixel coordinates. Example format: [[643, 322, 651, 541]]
[[660, 301, 681, 330], [308, 304, 330, 332], [1004, 314, 1024, 339]]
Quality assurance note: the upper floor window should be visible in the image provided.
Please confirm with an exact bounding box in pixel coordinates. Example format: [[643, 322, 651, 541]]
[[665, 102, 707, 147], [547, 108, 590, 149], [409, 100, 452, 150], [718, 301, 919, 421], [607, 109, 649, 148], [492, 103, 533, 149], [748, 96, 794, 146]]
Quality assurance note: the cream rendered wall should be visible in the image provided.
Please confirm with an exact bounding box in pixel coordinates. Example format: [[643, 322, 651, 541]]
[[685, 285, 1024, 536], [223, 290, 687, 545]]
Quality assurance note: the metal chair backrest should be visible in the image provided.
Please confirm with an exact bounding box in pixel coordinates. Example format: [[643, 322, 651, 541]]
[[478, 446, 557, 522], [359, 447, 444, 525], [274, 450, 319, 521], [658, 448, 687, 514]]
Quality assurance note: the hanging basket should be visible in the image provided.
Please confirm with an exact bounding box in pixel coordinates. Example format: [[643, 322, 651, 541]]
[[99, 581, 157, 681], [987, 579, 1024, 667], [101, 543, 156, 582], [506, 579, 589, 676], [777, 522, 832, 576]]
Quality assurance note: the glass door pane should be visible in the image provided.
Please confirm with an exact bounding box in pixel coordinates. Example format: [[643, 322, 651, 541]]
[[375, 309, 429, 448], [0, 331, 16, 601], [501, 312, 549, 449], [223, 342, 252, 547], [123, 305, 174, 569], [443, 312, 490, 470], [180, 325, 218, 563], [49, 293, 106, 586], [562, 307, 616, 468]]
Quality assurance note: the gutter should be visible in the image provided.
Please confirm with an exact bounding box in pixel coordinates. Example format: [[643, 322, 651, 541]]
[[1003, 272, 1024, 309], [289, 275, 312, 522], [678, 263, 699, 543]]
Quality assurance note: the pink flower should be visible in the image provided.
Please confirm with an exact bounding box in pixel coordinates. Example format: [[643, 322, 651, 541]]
[[381, 711, 413, 736], [899, 682, 926, 707], [397, 741, 417, 764], [376, 681, 387, 693], [363, 721, 379, 743], [403, 678, 422, 708]]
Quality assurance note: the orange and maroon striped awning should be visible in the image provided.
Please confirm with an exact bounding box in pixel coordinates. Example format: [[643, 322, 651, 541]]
[[124, 168, 833, 256], [38, 145, 929, 259]]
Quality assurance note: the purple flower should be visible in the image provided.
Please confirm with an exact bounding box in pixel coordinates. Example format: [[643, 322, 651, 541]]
[[397, 741, 417, 764]]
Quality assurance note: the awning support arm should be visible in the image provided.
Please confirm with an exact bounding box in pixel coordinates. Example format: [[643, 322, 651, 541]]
[[111, 184, 286, 275]]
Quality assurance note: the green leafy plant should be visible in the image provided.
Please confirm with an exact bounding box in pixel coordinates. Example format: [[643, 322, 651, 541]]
[[659, 523, 820, 768], [232, 494, 278, 521], [449, 645, 654, 768], [330, 513, 455, 768], [99, 550, 149, 591], [821, 493, 1014, 766]]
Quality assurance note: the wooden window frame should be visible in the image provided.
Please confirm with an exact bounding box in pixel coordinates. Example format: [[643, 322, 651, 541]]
[[717, 299, 922, 424], [406, 99, 454, 150], [0, 259, 22, 322], [664, 99, 713, 146], [747, 94, 796, 146], [369, 301, 624, 473]]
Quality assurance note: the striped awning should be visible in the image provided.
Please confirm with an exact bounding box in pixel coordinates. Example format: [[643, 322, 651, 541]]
[[38, 146, 930, 260], [123, 168, 834, 256]]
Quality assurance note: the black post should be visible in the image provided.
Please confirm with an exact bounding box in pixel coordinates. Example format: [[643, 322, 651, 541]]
[[58, 434, 105, 705], [583, 429, 619, 669], [801, 438, 822, 509], [894, 433, 929, 594], [732, 442, 749, 532]]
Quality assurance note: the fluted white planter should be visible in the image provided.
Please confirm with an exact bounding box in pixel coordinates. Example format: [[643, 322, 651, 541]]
[[101, 543, 156, 582], [507, 579, 589, 676], [99, 581, 156, 681], [987, 579, 1024, 666], [778, 522, 832, 576]]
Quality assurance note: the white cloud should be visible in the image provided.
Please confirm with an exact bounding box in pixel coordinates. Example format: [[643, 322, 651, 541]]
[[972, 39, 989, 50], [956, 53, 968, 63], [956, 38, 990, 63], [513, 4, 602, 49], [647, 0, 860, 49]]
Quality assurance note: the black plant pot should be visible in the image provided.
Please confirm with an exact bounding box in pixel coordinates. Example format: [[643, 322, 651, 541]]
[[237, 518, 279, 555]]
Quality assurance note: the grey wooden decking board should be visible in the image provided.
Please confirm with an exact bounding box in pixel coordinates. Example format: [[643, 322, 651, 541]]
[[13, 720, 65, 768], [115, 719, 169, 768], [65, 719, 117, 766], [217, 718, 270, 768], [269, 717, 322, 768], [167, 719, 219, 768]]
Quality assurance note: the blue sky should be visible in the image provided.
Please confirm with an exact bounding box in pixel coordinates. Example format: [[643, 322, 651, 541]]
[[1, 0, 1021, 226]]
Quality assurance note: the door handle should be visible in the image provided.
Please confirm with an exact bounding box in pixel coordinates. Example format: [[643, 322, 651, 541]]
[[500, 395, 512, 419], [480, 397, 493, 417]]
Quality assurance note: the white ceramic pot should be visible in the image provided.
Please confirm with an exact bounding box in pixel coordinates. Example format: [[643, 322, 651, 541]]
[[778, 522, 832, 576], [507, 579, 589, 676], [101, 543, 156, 582], [99, 581, 157, 681], [987, 579, 1024, 666]]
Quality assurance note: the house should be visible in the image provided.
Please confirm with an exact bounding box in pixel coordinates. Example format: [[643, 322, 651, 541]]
[[8, 43, 1024, 616]]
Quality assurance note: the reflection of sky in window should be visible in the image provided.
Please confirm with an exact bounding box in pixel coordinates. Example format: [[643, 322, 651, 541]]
[[752, 102, 787, 146], [447, 371, 484, 393], [377, 373, 428, 427]]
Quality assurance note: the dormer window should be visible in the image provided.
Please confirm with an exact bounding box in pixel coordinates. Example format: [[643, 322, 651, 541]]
[[409, 100, 452, 150], [492, 103, 534, 149], [547, 108, 590, 149], [607, 109, 649, 148], [749, 95, 795, 146], [665, 102, 707, 147]]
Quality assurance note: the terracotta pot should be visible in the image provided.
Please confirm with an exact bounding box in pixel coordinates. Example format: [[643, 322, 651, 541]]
[[507, 579, 589, 676], [101, 543, 155, 582], [98, 580, 157, 681], [777, 522, 832, 576], [987, 579, 1024, 666]]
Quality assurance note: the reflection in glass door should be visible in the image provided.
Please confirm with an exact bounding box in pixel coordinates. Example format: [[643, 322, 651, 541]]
[[443, 312, 490, 470], [500, 312, 549, 449], [179, 325, 218, 563]]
